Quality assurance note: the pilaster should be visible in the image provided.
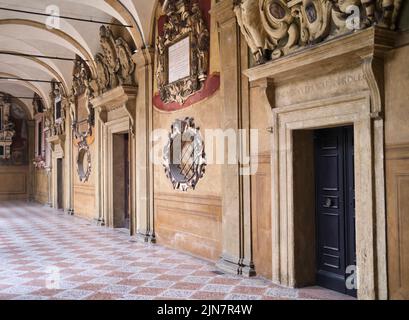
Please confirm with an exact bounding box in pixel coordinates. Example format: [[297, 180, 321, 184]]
[[132, 48, 156, 243], [213, 0, 255, 276]]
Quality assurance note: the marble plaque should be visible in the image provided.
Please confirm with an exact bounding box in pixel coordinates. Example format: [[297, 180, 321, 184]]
[[168, 36, 190, 83]]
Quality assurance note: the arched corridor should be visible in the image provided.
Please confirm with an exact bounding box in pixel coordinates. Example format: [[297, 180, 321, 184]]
[[1, 0, 409, 301]]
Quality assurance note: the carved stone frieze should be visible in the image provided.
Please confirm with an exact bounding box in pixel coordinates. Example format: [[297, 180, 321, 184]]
[[156, 0, 210, 105], [234, 0, 404, 64]]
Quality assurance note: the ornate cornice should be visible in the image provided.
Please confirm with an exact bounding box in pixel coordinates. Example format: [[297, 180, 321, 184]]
[[243, 27, 395, 83]]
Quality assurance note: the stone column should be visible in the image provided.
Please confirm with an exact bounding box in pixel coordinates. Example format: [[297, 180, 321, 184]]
[[132, 48, 155, 243], [27, 120, 35, 202], [94, 106, 106, 224], [45, 130, 52, 207], [213, 0, 255, 276], [65, 102, 74, 215]]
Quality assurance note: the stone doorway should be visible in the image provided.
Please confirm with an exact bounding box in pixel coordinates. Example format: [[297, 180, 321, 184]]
[[268, 93, 386, 300]]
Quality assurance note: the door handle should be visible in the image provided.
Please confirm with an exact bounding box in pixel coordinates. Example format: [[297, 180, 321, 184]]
[[323, 197, 332, 208]]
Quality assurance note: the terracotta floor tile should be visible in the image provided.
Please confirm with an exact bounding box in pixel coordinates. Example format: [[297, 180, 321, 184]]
[[130, 287, 165, 296], [87, 292, 122, 300], [233, 286, 268, 295], [172, 282, 204, 290]]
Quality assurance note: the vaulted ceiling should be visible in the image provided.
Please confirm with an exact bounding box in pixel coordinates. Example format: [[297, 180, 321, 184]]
[[0, 0, 158, 118]]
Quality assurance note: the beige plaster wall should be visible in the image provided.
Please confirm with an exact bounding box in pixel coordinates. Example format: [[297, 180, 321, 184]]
[[34, 169, 48, 204], [0, 166, 29, 201], [153, 93, 223, 261], [73, 139, 96, 220]]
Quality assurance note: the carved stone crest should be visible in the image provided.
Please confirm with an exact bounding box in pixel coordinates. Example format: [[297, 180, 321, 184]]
[[77, 138, 92, 182], [156, 0, 210, 105], [163, 117, 206, 191], [94, 26, 136, 95], [234, 0, 404, 64]]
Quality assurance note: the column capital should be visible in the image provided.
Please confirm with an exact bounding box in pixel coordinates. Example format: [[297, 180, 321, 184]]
[[211, 0, 236, 26], [132, 47, 155, 70]]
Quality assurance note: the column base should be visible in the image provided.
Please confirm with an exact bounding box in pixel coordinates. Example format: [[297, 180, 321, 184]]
[[93, 218, 105, 226], [134, 231, 156, 244], [216, 254, 256, 277]]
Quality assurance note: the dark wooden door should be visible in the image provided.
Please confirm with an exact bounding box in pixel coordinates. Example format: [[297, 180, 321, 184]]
[[315, 126, 356, 297]]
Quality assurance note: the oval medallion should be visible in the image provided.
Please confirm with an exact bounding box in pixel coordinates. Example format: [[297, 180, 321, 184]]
[[269, 1, 286, 20]]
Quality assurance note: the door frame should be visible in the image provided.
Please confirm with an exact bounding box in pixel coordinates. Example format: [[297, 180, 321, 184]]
[[48, 137, 65, 211], [270, 92, 387, 299], [103, 117, 135, 233]]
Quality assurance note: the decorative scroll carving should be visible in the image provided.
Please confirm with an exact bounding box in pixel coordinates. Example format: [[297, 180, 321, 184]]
[[163, 117, 206, 191], [95, 53, 110, 93], [156, 0, 210, 105], [94, 26, 136, 95], [234, 0, 404, 64], [72, 57, 92, 97], [99, 25, 119, 90], [116, 37, 135, 85], [234, 0, 267, 64]]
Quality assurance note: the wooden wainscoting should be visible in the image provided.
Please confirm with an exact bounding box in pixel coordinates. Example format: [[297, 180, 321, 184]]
[[0, 166, 28, 201], [251, 152, 272, 279], [155, 192, 222, 261], [34, 169, 49, 204], [386, 143, 409, 299]]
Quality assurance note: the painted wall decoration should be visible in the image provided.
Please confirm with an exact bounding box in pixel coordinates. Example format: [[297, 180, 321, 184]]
[[163, 117, 206, 191], [0, 95, 28, 166], [154, 0, 220, 111], [234, 0, 404, 64]]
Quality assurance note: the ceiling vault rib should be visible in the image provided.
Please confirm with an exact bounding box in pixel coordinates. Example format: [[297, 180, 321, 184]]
[[0, 7, 133, 28], [0, 95, 42, 100], [0, 76, 61, 84], [0, 51, 84, 62]]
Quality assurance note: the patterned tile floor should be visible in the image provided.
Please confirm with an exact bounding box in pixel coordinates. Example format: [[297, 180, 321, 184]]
[[0, 201, 354, 300]]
